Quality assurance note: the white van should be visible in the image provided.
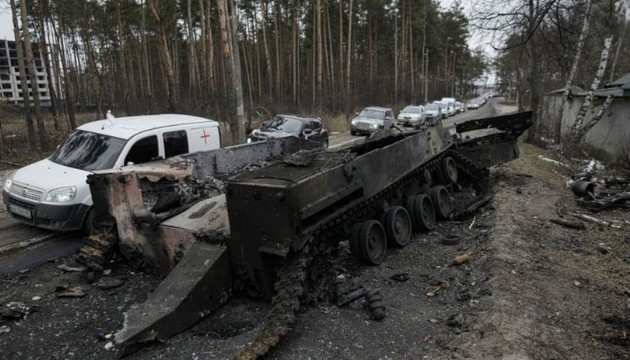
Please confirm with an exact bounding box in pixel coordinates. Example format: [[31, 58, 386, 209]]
[[3, 114, 220, 233], [440, 97, 457, 116]]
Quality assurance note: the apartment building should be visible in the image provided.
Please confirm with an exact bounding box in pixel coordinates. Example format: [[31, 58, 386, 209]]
[[0, 38, 51, 106]]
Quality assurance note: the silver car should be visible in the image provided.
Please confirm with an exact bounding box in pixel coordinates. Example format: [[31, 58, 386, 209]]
[[396, 105, 426, 129], [350, 106, 395, 135]]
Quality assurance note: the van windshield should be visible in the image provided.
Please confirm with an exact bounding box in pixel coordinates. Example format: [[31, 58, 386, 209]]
[[49, 130, 126, 171]]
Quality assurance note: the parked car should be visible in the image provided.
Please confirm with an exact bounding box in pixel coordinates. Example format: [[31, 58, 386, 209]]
[[424, 103, 443, 124], [440, 97, 457, 116], [432, 101, 450, 119], [3, 114, 221, 234], [350, 106, 395, 135], [454, 101, 465, 113], [247, 114, 329, 149], [467, 99, 483, 110], [396, 105, 426, 129]]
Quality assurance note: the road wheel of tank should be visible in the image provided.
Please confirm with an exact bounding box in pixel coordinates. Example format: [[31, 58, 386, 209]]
[[421, 169, 433, 186], [349, 222, 364, 260], [357, 220, 387, 265], [82, 207, 96, 236], [430, 185, 452, 220], [405, 195, 418, 230], [384, 206, 412, 247], [436, 156, 458, 185], [413, 194, 436, 232]]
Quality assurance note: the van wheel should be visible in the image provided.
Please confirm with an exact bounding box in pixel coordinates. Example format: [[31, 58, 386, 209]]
[[82, 208, 96, 236], [322, 138, 329, 150]]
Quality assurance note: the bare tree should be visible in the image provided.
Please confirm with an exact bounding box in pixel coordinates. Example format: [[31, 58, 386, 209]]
[[10, 0, 35, 149], [569, 35, 614, 145], [147, 0, 178, 112], [19, 0, 49, 151], [471, 0, 558, 141]]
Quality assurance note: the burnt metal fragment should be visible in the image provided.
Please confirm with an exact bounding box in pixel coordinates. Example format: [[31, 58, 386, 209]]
[[337, 287, 368, 306], [0, 302, 38, 319], [366, 288, 386, 321]]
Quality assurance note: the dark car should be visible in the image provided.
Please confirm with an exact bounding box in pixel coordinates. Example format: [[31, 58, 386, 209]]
[[424, 103, 443, 125], [350, 106, 395, 135], [247, 114, 329, 149]]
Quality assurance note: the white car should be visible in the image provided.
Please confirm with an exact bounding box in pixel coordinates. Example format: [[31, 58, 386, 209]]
[[3, 114, 221, 234]]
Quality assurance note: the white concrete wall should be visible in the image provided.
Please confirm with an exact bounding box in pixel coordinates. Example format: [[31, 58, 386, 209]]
[[559, 96, 630, 161]]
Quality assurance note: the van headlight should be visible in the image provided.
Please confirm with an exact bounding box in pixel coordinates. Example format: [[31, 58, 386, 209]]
[[351, 119, 358, 126], [3, 178, 12, 193], [370, 123, 378, 129], [46, 186, 77, 202]]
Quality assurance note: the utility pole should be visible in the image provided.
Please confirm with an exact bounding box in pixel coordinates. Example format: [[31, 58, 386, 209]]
[[424, 49, 429, 104], [444, 36, 449, 95], [394, 5, 399, 104], [451, 51, 456, 96], [230, 0, 246, 143]]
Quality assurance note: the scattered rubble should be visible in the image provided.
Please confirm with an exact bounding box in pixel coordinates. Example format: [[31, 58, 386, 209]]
[[0, 302, 37, 319], [55, 285, 87, 298]]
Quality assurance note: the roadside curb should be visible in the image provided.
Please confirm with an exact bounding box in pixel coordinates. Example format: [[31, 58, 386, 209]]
[[0, 232, 59, 256]]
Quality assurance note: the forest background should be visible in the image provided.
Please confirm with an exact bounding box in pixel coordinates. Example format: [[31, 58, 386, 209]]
[[0, 0, 629, 155]]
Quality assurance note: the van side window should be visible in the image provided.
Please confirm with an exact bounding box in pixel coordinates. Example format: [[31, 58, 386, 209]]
[[124, 135, 159, 165], [163, 130, 189, 158]]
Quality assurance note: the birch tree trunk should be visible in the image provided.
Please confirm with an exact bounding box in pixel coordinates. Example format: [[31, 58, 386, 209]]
[[569, 36, 614, 145], [580, 95, 614, 136], [562, 0, 592, 103], [552, 0, 593, 142]]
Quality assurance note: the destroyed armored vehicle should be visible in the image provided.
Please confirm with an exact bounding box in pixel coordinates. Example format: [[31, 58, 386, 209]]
[[81, 111, 533, 358]]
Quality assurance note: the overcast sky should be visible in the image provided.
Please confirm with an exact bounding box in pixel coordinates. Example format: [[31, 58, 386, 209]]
[[0, 1, 12, 40]]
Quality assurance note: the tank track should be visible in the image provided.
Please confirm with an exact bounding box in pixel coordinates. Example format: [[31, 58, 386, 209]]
[[233, 148, 492, 359], [234, 236, 314, 360], [75, 226, 119, 273]]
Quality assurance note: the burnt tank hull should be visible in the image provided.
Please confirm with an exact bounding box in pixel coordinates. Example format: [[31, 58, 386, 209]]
[[225, 127, 452, 299]]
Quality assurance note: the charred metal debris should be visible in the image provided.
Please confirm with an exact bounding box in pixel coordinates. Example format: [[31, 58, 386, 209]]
[[72, 112, 533, 358]]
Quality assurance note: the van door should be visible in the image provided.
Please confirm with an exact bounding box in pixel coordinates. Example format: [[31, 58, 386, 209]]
[[162, 129, 189, 158], [122, 135, 161, 166], [188, 125, 220, 152]]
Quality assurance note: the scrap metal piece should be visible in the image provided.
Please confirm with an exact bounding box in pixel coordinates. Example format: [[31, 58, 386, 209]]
[[550, 218, 586, 230], [454, 112, 533, 169], [366, 288, 386, 320], [115, 242, 232, 348], [0, 302, 37, 319], [571, 180, 596, 198], [337, 287, 368, 307]]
